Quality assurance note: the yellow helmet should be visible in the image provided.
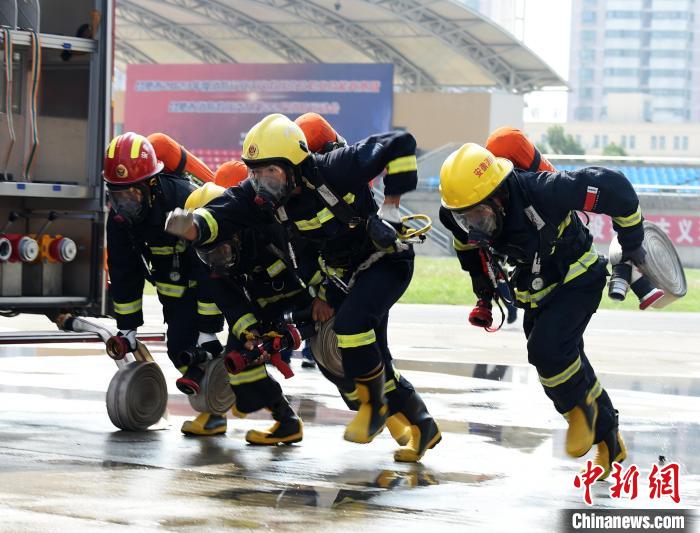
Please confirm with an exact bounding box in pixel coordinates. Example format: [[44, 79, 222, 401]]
[[185, 182, 226, 210], [439, 143, 513, 210], [242, 113, 309, 167]]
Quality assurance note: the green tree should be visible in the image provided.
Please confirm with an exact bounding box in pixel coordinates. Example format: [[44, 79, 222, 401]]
[[602, 142, 627, 156], [544, 125, 586, 155]]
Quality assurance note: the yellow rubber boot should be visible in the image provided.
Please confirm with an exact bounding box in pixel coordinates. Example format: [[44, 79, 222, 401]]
[[231, 404, 248, 419], [181, 412, 227, 436], [593, 414, 627, 480], [386, 414, 411, 446], [565, 389, 598, 458], [392, 391, 442, 463], [245, 397, 303, 446], [343, 365, 388, 444]]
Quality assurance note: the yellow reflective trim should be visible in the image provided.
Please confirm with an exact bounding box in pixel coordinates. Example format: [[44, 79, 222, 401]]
[[551, 214, 575, 254], [317, 208, 334, 224], [194, 208, 219, 244], [228, 365, 268, 386], [343, 389, 359, 401], [337, 329, 376, 348], [197, 301, 221, 316], [113, 298, 142, 315], [539, 356, 582, 388], [155, 282, 186, 298], [515, 283, 557, 306], [150, 245, 174, 255], [232, 313, 258, 339], [294, 217, 322, 231], [294, 208, 333, 231], [188, 280, 197, 288], [516, 245, 599, 307], [557, 213, 573, 238], [453, 236, 476, 251], [590, 379, 603, 401], [107, 137, 118, 158], [266, 259, 286, 278], [386, 155, 417, 175], [563, 247, 599, 284], [130, 135, 144, 159], [293, 196, 355, 232], [178, 366, 188, 374], [318, 257, 346, 278], [256, 289, 303, 308], [309, 269, 323, 286], [318, 285, 327, 301], [613, 206, 642, 228], [384, 379, 397, 393]]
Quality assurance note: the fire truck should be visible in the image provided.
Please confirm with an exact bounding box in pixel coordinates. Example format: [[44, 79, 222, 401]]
[[1, 0, 111, 317], [0, 1, 186, 431]]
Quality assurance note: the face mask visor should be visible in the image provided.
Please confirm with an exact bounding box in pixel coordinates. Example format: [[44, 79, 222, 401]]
[[108, 184, 149, 223], [451, 202, 502, 242], [196, 239, 240, 273], [249, 165, 289, 206]]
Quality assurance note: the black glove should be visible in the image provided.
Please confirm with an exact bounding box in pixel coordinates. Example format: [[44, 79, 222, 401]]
[[622, 245, 646, 267], [197, 332, 223, 357]]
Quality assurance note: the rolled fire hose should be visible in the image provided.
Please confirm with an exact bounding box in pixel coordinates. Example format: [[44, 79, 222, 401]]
[[57, 314, 168, 430], [608, 221, 687, 309], [187, 357, 236, 415], [105, 361, 168, 432], [309, 317, 344, 378]]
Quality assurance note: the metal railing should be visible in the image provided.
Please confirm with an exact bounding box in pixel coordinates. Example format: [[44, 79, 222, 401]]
[[415, 145, 700, 195]]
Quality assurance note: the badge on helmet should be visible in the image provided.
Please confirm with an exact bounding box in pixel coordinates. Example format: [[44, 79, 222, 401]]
[[103, 132, 164, 186]]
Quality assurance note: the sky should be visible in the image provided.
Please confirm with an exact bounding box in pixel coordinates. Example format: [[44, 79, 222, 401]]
[[520, 0, 573, 122]]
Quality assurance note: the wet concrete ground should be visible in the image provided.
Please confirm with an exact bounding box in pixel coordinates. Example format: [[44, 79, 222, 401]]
[[1, 298, 699, 531]]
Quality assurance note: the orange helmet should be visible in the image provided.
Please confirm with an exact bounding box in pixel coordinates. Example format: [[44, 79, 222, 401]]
[[103, 132, 164, 185], [294, 112, 345, 154], [214, 160, 249, 188], [485, 127, 556, 173]]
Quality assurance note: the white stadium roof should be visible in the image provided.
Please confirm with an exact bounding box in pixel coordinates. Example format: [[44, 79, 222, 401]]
[[115, 0, 565, 93]]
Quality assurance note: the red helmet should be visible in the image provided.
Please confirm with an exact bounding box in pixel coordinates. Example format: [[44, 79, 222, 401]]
[[103, 132, 164, 185]]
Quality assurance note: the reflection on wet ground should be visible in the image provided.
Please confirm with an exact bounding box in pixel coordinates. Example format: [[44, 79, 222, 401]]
[[1, 340, 699, 529], [396, 359, 700, 398]]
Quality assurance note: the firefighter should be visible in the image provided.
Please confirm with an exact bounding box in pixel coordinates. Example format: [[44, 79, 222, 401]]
[[166, 114, 441, 462], [187, 177, 411, 447], [439, 143, 644, 478], [103, 132, 226, 437], [293, 111, 350, 369], [482, 128, 559, 325], [185, 182, 319, 445]]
